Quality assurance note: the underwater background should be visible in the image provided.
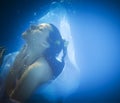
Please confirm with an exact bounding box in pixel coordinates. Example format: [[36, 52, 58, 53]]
[[0, 0, 120, 103]]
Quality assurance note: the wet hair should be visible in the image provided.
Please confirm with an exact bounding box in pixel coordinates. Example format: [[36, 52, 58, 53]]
[[44, 24, 67, 79]]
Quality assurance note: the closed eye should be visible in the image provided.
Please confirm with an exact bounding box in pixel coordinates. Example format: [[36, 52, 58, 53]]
[[39, 28, 44, 31]]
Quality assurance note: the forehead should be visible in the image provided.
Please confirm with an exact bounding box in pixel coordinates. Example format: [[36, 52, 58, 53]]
[[38, 23, 52, 31]]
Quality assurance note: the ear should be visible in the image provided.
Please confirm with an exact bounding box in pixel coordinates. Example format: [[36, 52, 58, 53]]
[[41, 41, 50, 48]]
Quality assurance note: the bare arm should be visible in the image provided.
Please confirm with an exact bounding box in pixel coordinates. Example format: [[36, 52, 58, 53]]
[[4, 45, 27, 95], [10, 60, 52, 102]]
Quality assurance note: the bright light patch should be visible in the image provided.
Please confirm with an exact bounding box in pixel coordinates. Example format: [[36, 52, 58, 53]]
[[37, 2, 80, 100]]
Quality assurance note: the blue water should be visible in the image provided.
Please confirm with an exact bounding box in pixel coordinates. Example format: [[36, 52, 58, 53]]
[[0, 0, 120, 103], [67, 1, 120, 103]]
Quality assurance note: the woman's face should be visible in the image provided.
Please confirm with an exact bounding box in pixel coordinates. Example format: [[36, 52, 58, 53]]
[[22, 23, 52, 48]]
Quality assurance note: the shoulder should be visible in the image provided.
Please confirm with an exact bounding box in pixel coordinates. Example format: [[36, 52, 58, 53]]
[[23, 57, 53, 82]]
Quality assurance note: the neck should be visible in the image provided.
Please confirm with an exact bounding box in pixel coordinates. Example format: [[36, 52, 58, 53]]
[[22, 44, 44, 65], [27, 43, 44, 56]]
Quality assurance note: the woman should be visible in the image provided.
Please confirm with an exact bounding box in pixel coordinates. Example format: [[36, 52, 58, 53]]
[[2, 23, 67, 103]]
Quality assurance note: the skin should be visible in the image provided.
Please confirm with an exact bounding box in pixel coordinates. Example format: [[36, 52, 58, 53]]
[[0, 47, 5, 66], [5, 23, 53, 102]]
